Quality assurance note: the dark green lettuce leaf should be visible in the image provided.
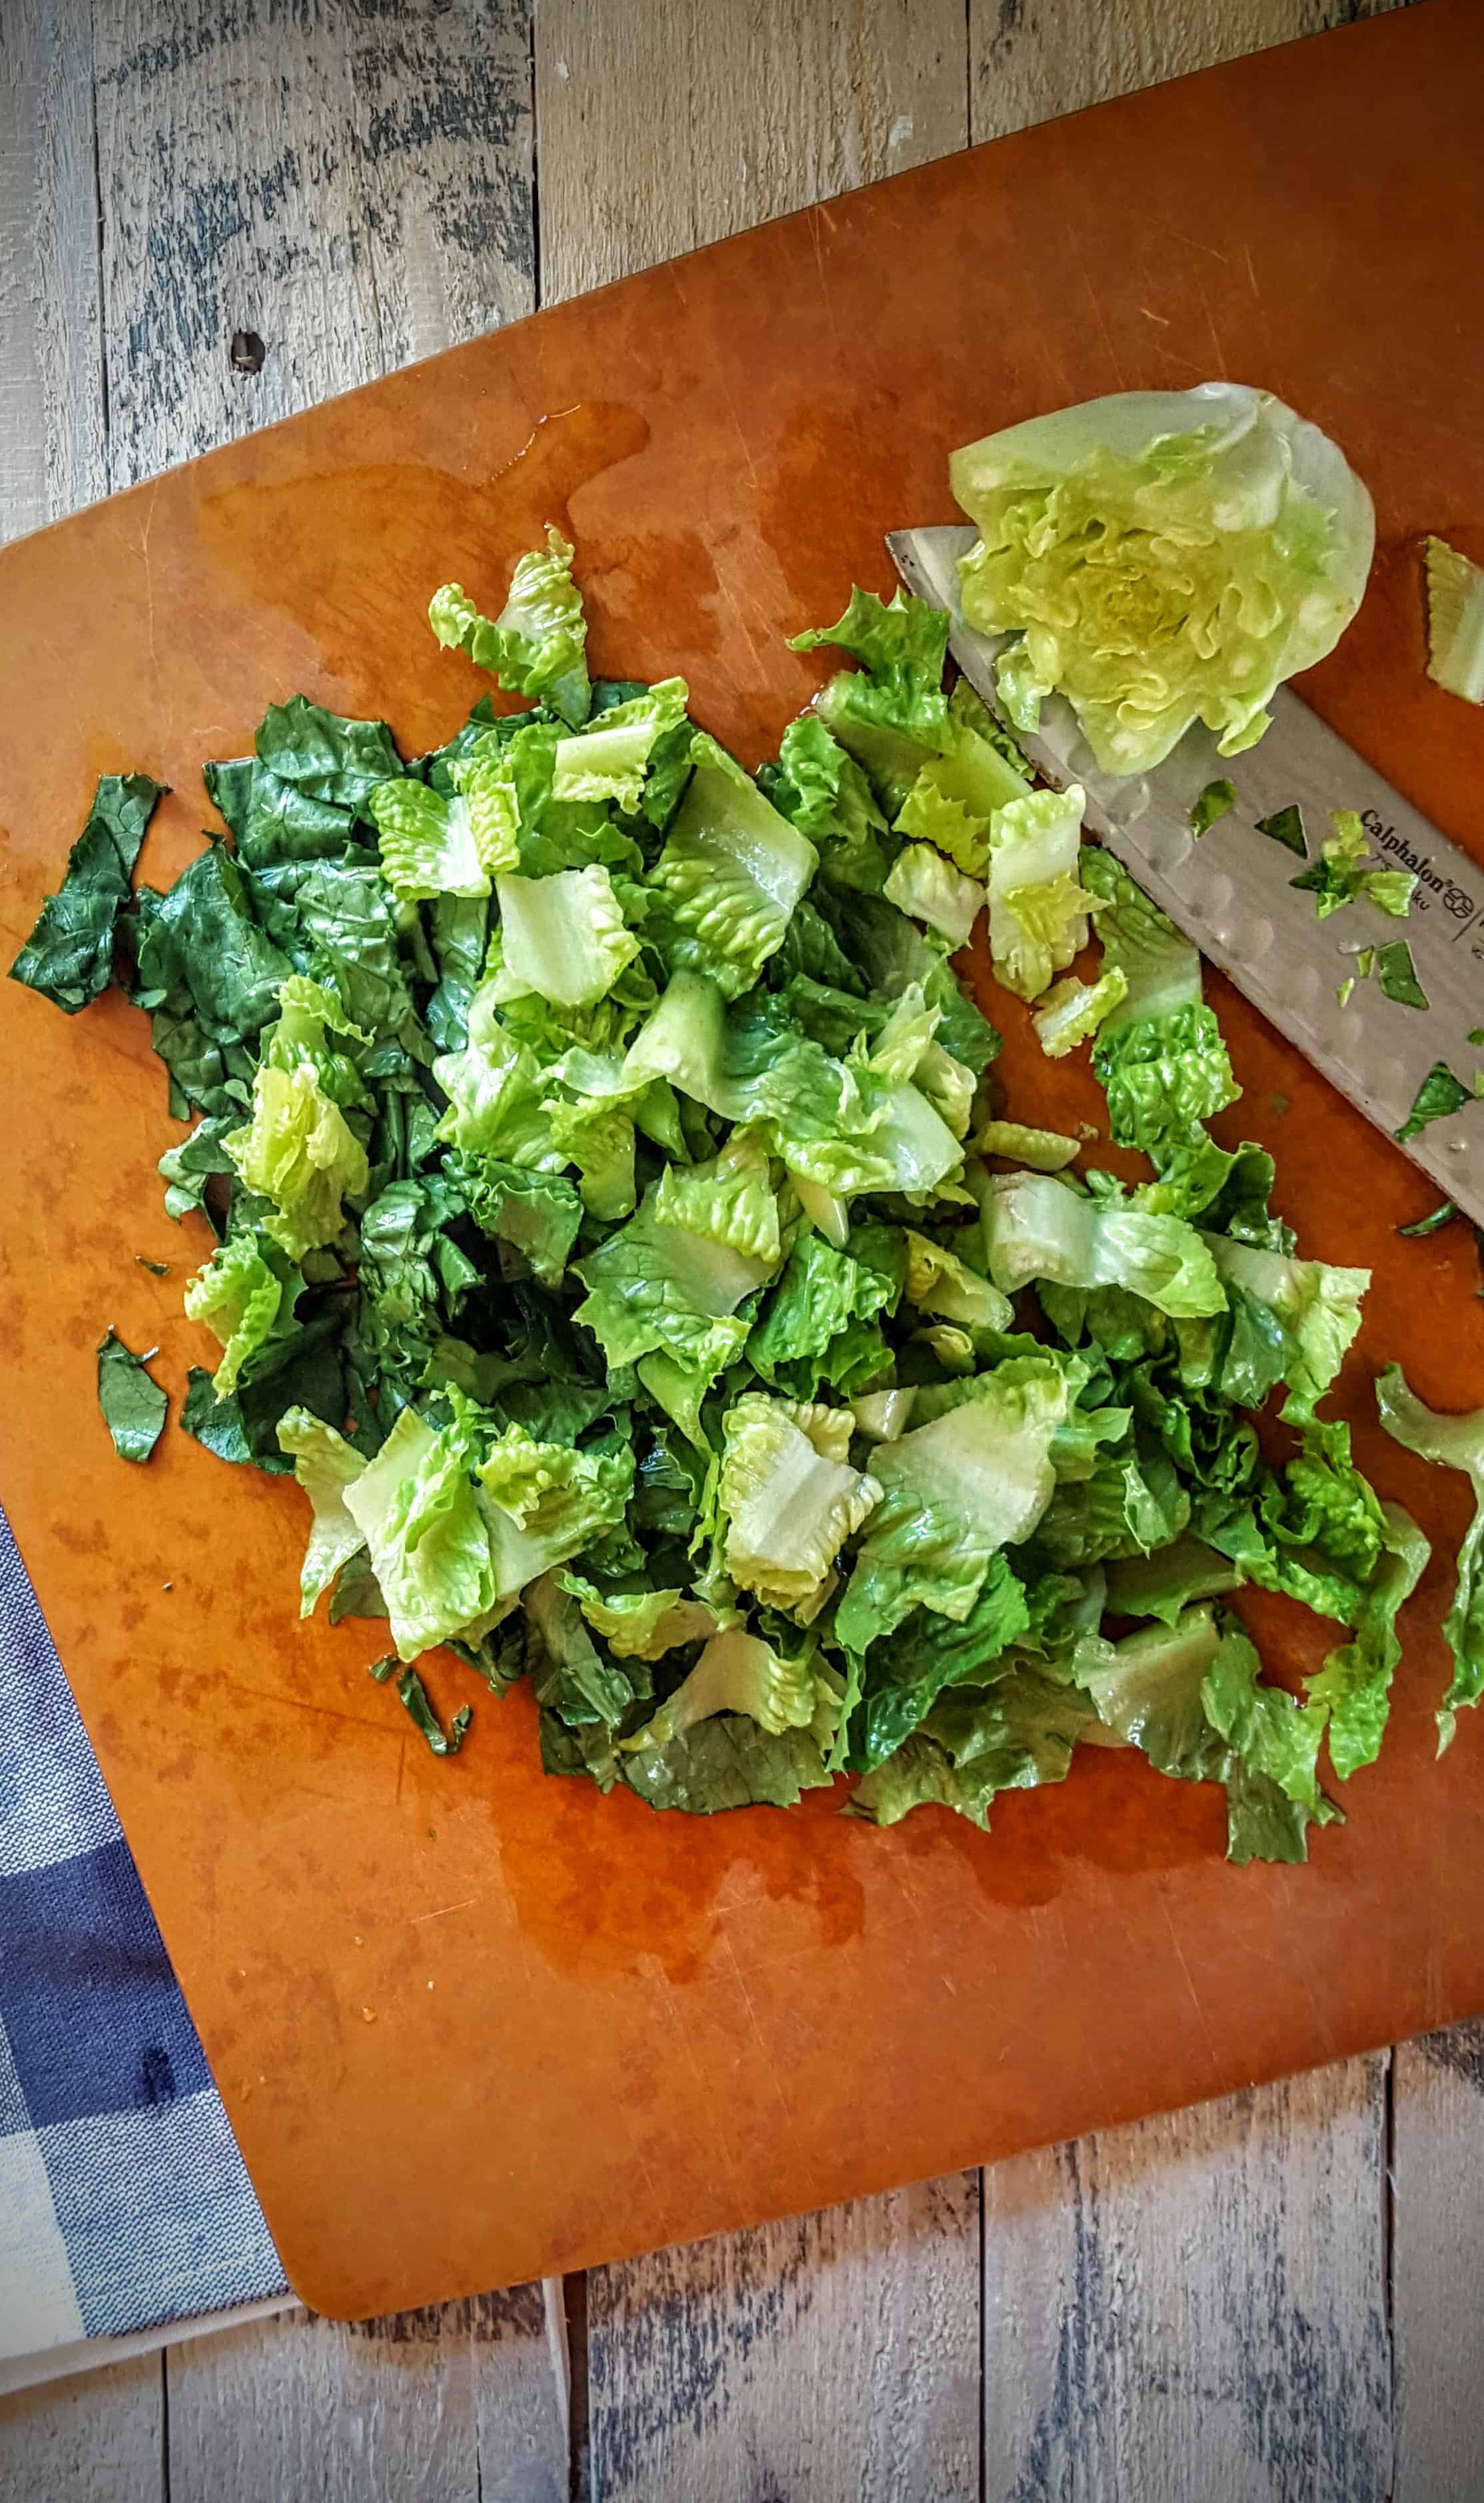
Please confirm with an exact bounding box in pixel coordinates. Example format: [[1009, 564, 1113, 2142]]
[[129, 846, 294, 1047], [619, 1714, 832, 1813], [97, 1328, 168, 1462], [858, 1553, 1030, 1768], [10, 774, 165, 1012], [255, 696, 402, 811]]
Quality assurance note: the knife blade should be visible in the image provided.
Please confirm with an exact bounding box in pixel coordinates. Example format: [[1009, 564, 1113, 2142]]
[[888, 523, 1484, 1228]]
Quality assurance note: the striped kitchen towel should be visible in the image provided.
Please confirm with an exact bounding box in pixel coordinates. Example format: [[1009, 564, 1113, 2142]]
[[0, 1509, 285, 2360]]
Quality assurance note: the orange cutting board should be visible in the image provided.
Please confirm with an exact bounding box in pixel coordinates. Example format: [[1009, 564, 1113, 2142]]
[[2, 0, 1483, 2319]]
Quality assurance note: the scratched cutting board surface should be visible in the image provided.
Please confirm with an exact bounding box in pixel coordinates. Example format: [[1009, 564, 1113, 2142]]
[[1, 0, 1483, 2319]]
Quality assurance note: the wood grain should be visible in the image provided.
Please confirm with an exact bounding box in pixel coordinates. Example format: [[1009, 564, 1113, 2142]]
[[982, 2062, 1393, 2503], [586, 2175, 982, 2501], [534, 0, 968, 302], [0, 0, 107, 538], [91, 0, 533, 494], [162, 2291, 565, 2503], [1393, 2021, 1484, 2503], [0, 2354, 163, 2503], [970, 0, 1409, 141]]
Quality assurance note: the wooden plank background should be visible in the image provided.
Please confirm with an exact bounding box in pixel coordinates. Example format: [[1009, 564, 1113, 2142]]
[[1, 2, 1481, 2497]]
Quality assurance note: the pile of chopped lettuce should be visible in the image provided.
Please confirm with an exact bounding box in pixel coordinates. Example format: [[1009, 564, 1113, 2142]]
[[11, 529, 1477, 1858]]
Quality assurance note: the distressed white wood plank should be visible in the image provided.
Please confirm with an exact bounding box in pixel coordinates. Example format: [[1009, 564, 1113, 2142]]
[[0, 2352, 164, 2503], [982, 2058, 1392, 2503], [586, 2174, 982, 2502], [342, 0, 534, 365], [1393, 2020, 1484, 2503], [93, 0, 534, 494], [165, 2289, 561, 2503], [970, 0, 1409, 142], [473, 2284, 569, 2503], [534, 0, 967, 305], [0, 0, 107, 545]]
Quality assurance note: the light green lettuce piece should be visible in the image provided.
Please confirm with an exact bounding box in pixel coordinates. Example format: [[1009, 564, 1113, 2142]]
[[621, 1628, 829, 1753], [429, 528, 591, 725], [556, 1571, 721, 1660], [542, 1044, 685, 1222], [368, 781, 489, 903], [1077, 1605, 1335, 1863], [432, 980, 563, 1166], [951, 384, 1374, 773], [914, 1041, 976, 1139], [984, 1170, 1225, 1318], [719, 1393, 882, 1612], [1305, 1501, 1430, 1778], [893, 707, 1032, 877], [1032, 965, 1129, 1058], [276, 1406, 368, 1616], [478, 1423, 633, 1538], [901, 1230, 1014, 1333], [837, 1356, 1071, 1643], [450, 720, 557, 874], [648, 734, 817, 998], [851, 1387, 917, 1441], [224, 1062, 369, 1259], [1078, 852, 1238, 1152], [975, 1118, 1080, 1172], [573, 1189, 775, 1384], [884, 843, 984, 948], [183, 1232, 288, 1396], [224, 978, 375, 1260], [1080, 848, 1205, 1030], [1425, 535, 1484, 706], [653, 1130, 781, 1264], [985, 787, 1091, 1001], [1376, 1365, 1484, 1747], [342, 1404, 500, 1662], [801, 599, 947, 812], [491, 866, 639, 1008], [1206, 1236, 1368, 1422], [620, 970, 735, 1112], [550, 677, 689, 810]]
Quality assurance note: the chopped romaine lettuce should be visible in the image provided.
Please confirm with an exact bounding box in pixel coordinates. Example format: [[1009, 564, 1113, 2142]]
[[1424, 534, 1484, 706]]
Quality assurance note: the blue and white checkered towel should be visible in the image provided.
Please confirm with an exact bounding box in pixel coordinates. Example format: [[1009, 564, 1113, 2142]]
[[0, 1509, 285, 2361]]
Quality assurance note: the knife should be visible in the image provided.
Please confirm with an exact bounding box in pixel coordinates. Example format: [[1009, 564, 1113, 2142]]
[[889, 524, 1484, 1226]]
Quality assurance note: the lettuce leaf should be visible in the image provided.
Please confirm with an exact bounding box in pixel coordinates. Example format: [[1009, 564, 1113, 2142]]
[[648, 735, 817, 998], [985, 788, 1090, 1001], [276, 1406, 369, 1614], [96, 1328, 168, 1463], [573, 1190, 775, 1383], [491, 867, 639, 1008], [430, 528, 591, 725], [340, 1404, 500, 1661], [984, 1171, 1225, 1319], [719, 1393, 881, 1612], [10, 773, 165, 1012], [837, 1357, 1070, 1644], [1376, 1366, 1484, 1745], [883, 843, 984, 948], [183, 1231, 295, 1395], [368, 781, 489, 904]]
